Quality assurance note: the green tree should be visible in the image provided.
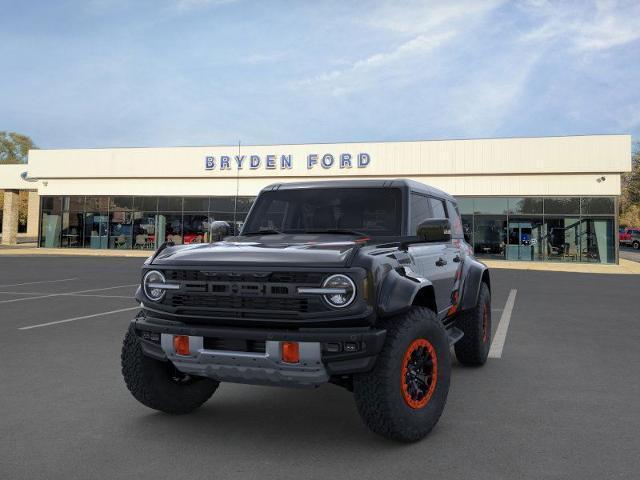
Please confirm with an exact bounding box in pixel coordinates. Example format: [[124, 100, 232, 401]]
[[620, 142, 640, 227], [0, 131, 36, 164]]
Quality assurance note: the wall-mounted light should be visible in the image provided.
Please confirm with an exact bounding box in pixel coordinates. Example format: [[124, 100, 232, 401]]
[[20, 171, 39, 183]]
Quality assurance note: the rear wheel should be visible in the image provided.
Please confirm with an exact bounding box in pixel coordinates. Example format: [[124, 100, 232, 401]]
[[454, 282, 491, 366], [633, 241, 640, 250], [353, 307, 450, 442], [121, 325, 219, 414]]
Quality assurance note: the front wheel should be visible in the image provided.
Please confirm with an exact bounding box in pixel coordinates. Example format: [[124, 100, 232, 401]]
[[121, 325, 219, 414], [353, 307, 451, 442], [633, 241, 640, 250], [454, 282, 491, 366]]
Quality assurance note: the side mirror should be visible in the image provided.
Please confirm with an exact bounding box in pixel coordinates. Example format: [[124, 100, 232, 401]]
[[209, 221, 231, 242], [417, 218, 451, 243]]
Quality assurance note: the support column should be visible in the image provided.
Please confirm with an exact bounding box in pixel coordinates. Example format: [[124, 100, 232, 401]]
[[26, 190, 40, 239], [1, 189, 20, 245]]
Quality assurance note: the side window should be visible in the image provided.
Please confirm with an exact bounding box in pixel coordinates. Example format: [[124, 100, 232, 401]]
[[429, 198, 447, 219], [447, 200, 464, 239], [410, 193, 431, 235]]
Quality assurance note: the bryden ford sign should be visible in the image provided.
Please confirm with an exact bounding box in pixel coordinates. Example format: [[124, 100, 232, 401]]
[[205, 152, 371, 171]]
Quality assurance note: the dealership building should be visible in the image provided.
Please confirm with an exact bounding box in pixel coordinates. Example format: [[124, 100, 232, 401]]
[[0, 134, 631, 264]]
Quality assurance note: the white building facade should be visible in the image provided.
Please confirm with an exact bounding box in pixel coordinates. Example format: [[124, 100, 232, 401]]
[[0, 134, 632, 263]]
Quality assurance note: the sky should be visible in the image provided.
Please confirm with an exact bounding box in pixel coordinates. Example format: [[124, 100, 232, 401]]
[[1, 0, 639, 149]]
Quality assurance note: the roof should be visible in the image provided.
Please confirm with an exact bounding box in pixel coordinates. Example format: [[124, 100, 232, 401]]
[[262, 178, 456, 201]]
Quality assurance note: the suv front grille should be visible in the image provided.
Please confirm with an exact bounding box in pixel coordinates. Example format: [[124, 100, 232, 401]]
[[160, 269, 331, 320], [164, 270, 324, 285]]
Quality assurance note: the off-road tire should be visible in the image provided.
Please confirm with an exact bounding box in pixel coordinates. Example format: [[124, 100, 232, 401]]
[[353, 307, 451, 442], [454, 282, 491, 366], [121, 325, 219, 414]]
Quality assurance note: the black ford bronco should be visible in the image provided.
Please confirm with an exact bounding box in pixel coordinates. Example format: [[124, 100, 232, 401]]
[[121, 179, 491, 442]]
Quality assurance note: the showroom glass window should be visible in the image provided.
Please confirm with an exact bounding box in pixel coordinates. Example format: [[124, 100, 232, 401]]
[[472, 198, 508, 260], [109, 196, 133, 249], [84, 196, 109, 249], [132, 197, 158, 250], [183, 197, 210, 245], [456, 197, 473, 244], [579, 197, 615, 263], [38, 194, 614, 263], [40, 196, 63, 247], [506, 197, 543, 261], [61, 196, 84, 248]]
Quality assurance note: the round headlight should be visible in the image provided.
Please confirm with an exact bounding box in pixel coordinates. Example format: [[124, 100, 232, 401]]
[[322, 274, 356, 308], [143, 270, 166, 302]]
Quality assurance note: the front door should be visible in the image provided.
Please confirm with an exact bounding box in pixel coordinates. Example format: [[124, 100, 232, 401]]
[[507, 220, 542, 261], [408, 242, 458, 316]]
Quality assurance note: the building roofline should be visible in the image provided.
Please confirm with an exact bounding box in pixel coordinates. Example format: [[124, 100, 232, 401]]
[[28, 133, 632, 152]]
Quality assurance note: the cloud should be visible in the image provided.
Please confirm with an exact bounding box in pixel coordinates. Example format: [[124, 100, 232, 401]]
[[439, 51, 542, 136], [296, 0, 506, 96], [369, 0, 505, 35], [519, 0, 640, 51], [297, 31, 456, 95]]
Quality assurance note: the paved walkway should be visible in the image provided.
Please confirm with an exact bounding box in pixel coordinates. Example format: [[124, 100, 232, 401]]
[[0, 246, 151, 257], [483, 258, 640, 274]]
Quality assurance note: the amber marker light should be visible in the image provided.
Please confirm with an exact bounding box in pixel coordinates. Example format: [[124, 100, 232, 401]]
[[281, 342, 300, 364], [173, 335, 190, 356]]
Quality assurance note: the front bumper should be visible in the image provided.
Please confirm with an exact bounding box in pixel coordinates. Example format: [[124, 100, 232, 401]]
[[133, 314, 386, 388]]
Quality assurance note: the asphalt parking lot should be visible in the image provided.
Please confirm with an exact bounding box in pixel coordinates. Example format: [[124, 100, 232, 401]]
[[1, 256, 639, 480]]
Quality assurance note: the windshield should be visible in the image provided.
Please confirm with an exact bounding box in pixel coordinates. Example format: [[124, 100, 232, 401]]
[[242, 188, 403, 237]]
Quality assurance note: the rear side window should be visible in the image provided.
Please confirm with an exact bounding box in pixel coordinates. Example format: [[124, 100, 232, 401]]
[[447, 200, 464, 239], [430, 198, 447, 219], [410, 194, 431, 235]]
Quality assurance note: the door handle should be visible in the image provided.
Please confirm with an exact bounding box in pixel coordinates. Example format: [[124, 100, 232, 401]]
[[435, 258, 447, 267], [453, 255, 461, 263]]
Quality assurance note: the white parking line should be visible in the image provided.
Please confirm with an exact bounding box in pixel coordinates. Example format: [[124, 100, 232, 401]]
[[488, 289, 518, 359], [0, 284, 138, 304], [0, 291, 133, 299], [18, 306, 140, 330], [0, 278, 78, 288], [0, 291, 45, 296]]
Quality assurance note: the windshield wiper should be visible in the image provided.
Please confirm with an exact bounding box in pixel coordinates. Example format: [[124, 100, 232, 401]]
[[302, 229, 369, 237], [242, 229, 283, 236]]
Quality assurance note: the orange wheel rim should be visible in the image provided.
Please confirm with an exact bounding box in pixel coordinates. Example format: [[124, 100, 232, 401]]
[[482, 304, 489, 343], [401, 338, 438, 409]]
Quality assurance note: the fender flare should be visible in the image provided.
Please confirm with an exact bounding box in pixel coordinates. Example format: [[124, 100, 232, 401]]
[[377, 268, 437, 318], [459, 258, 490, 311]]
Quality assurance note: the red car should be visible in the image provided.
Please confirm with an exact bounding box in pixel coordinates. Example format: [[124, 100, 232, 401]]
[[620, 227, 640, 249]]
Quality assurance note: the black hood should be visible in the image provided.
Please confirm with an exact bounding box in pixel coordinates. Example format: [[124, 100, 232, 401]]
[[151, 234, 363, 268]]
